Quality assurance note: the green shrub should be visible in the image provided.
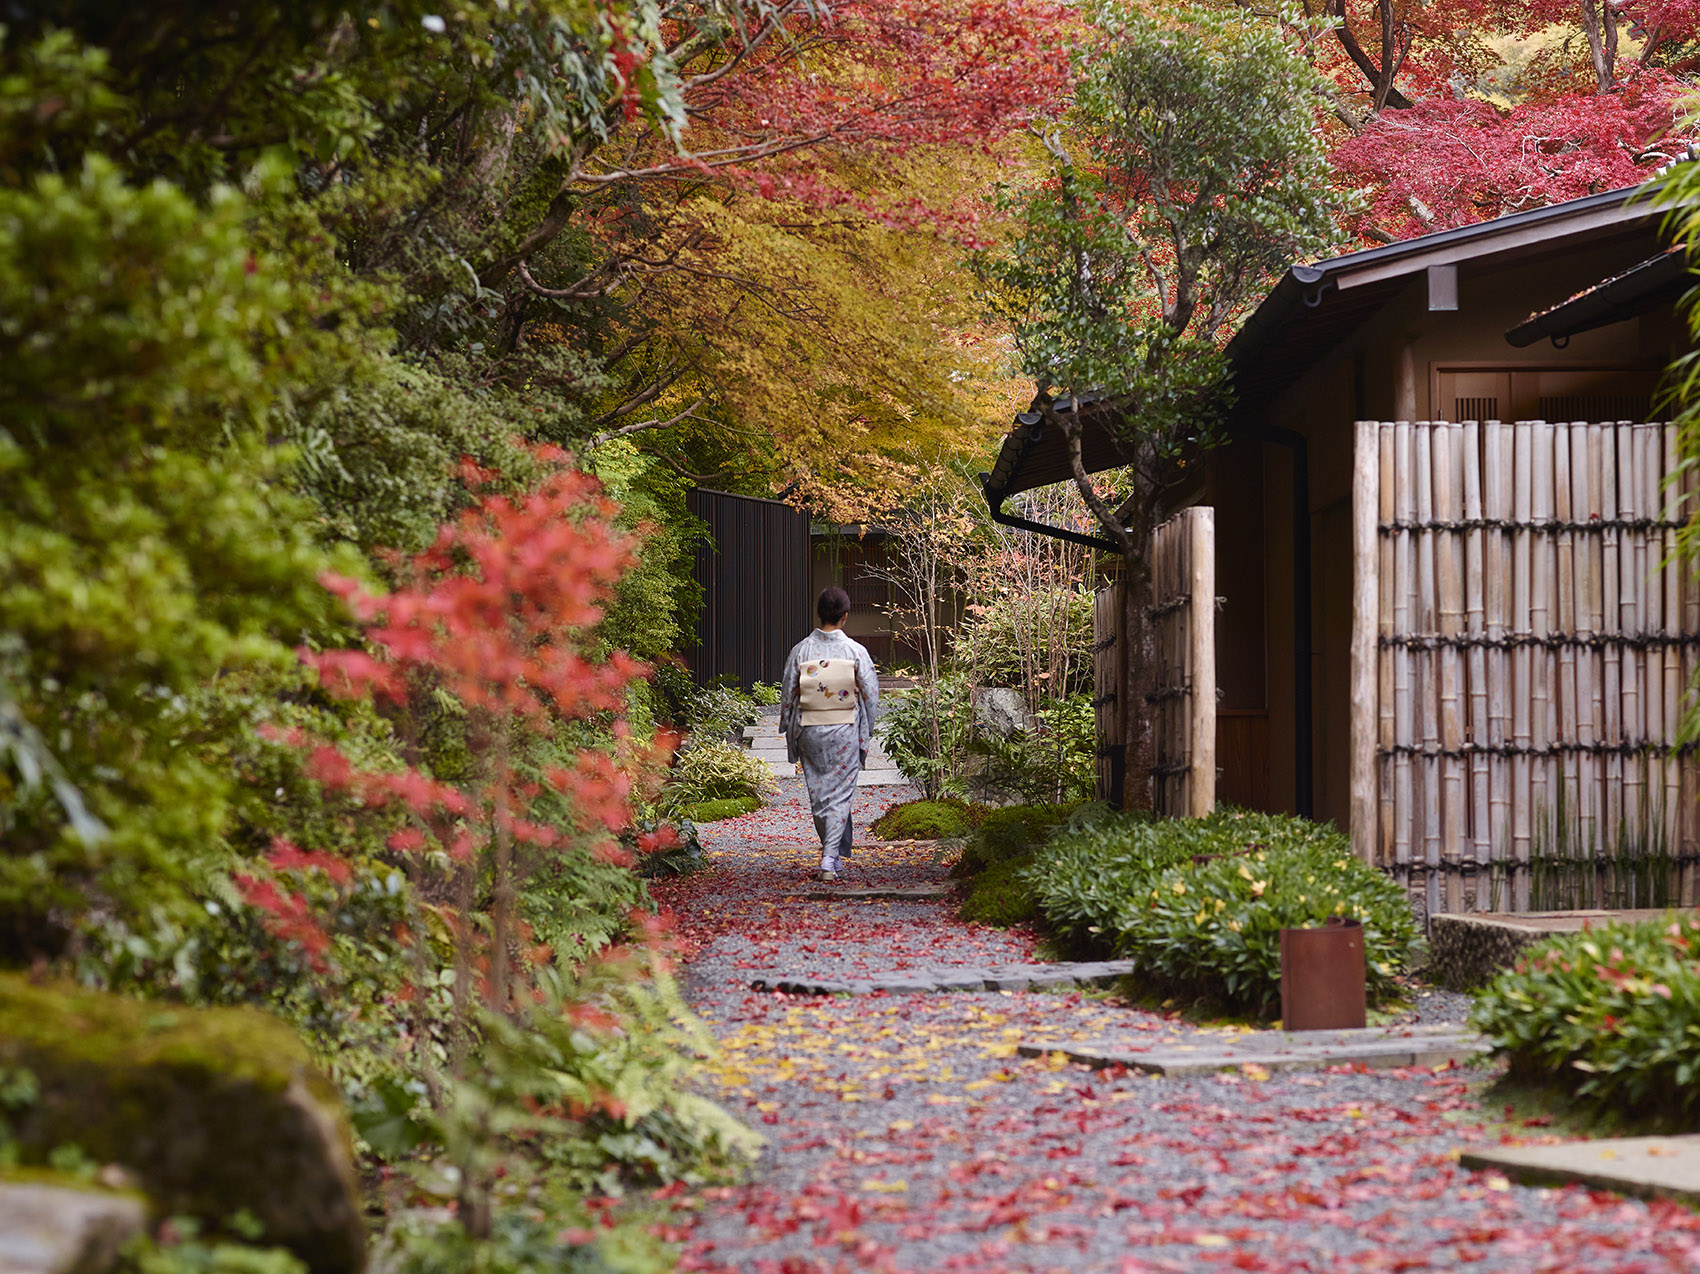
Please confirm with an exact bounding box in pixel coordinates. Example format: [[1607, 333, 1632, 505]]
[[959, 854, 1040, 928], [869, 798, 975, 840], [660, 742, 770, 810], [973, 694, 1097, 806], [1471, 913, 1700, 1121], [749, 681, 781, 707], [683, 796, 761, 823], [1029, 809, 1419, 1016], [955, 801, 1080, 877]]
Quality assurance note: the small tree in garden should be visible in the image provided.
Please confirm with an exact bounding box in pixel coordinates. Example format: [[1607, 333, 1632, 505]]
[[243, 450, 682, 1235], [977, 0, 1337, 806]]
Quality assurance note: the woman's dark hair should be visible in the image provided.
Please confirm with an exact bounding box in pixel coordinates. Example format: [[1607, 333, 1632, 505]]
[[816, 586, 851, 625]]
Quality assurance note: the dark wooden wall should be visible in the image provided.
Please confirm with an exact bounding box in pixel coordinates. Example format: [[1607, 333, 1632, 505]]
[[686, 488, 813, 688]]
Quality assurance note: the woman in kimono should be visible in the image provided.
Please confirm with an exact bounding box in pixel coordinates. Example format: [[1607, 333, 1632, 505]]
[[779, 586, 879, 881]]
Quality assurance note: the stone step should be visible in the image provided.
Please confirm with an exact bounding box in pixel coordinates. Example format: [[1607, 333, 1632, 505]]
[[794, 884, 952, 901], [1016, 1024, 1490, 1076], [750, 959, 1137, 996], [1459, 1135, 1700, 1204]]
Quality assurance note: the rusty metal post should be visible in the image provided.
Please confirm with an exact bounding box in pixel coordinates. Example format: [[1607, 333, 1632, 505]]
[[1279, 917, 1367, 1030]]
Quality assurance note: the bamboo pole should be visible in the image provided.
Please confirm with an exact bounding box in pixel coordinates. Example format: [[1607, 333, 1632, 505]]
[[1640, 427, 1665, 863], [1482, 422, 1512, 906], [1393, 421, 1415, 879], [1512, 422, 1534, 901], [1555, 425, 1581, 878], [1416, 420, 1442, 915], [1600, 424, 1624, 854], [1661, 426, 1682, 850], [1572, 424, 1598, 861], [1463, 422, 1491, 886], [1351, 423, 1379, 861], [1190, 508, 1217, 820], [1680, 431, 1700, 897], [1436, 424, 1466, 911], [1619, 423, 1643, 836], [1378, 423, 1397, 866], [1531, 422, 1555, 858]]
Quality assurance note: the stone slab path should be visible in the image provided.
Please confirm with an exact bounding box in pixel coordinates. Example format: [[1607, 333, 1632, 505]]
[[749, 959, 1138, 996], [1020, 1023, 1491, 1076], [1460, 1136, 1700, 1204], [647, 779, 1700, 1272]]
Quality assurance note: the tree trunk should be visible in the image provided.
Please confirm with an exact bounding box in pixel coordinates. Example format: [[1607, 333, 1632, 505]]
[[1580, 0, 1615, 92], [1118, 519, 1159, 813]]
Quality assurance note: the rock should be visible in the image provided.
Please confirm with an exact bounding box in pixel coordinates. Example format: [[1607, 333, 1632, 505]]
[[0, 1181, 146, 1274], [0, 975, 365, 1274], [1428, 909, 1674, 991], [972, 688, 1034, 739]]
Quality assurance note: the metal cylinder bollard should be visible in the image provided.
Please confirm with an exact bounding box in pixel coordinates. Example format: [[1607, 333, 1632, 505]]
[[1279, 917, 1367, 1030]]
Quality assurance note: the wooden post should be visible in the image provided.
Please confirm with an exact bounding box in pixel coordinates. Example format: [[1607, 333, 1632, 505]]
[[1600, 425, 1624, 860], [1416, 421, 1441, 916], [1189, 508, 1217, 819], [1436, 424, 1466, 911], [1484, 422, 1514, 905], [1530, 422, 1554, 860], [1351, 421, 1380, 863]]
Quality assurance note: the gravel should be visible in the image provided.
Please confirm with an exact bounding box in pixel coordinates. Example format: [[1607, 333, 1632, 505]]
[[648, 784, 1696, 1273]]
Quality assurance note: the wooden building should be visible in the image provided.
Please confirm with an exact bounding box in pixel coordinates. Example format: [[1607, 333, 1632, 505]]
[[983, 181, 1700, 915]]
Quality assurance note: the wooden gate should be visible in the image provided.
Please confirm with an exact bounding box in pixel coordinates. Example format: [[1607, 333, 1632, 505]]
[[1350, 421, 1700, 916], [1093, 581, 1126, 805], [1151, 508, 1217, 818]]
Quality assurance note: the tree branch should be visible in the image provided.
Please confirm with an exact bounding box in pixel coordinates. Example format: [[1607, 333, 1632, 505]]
[[588, 395, 709, 448]]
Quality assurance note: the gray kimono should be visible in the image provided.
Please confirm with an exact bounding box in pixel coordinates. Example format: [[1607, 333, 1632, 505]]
[[779, 629, 879, 871]]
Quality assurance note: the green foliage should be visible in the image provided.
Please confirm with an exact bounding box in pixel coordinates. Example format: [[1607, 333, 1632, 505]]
[[1471, 913, 1700, 1123], [974, 695, 1097, 807], [955, 588, 1095, 696], [1029, 809, 1418, 1016], [749, 681, 782, 707], [878, 676, 976, 800], [682, 796, 762, 823], [956, 802, 1080, 877], [979, 0, 1338, 407], [869, 799, 976, 841], [959, 854, 1041, 928], [0, 145, 349, 955], [375, 1208, 669, 1274], [660, 742, 771, 810]]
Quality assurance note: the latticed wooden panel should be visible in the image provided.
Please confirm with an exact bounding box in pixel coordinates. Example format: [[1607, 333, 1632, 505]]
[[1350, 420, 1700, 917]]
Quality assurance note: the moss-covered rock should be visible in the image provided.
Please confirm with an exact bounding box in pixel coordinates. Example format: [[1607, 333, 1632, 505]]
[[0, 976, 364, 1274]]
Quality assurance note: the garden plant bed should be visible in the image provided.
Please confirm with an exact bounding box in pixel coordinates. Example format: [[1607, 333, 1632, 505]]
[[1429, 909, 1679, 991]]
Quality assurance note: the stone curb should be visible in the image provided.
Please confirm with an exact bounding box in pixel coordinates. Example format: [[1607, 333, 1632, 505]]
[[1016, 1025, 1491, 1076], [749, 959, 1135, 996], [1458, 1135, 1700, 1203], [794, 885, 952, 901]]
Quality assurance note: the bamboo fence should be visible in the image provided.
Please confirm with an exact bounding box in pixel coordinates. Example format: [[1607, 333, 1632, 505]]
[[1092, 581, 1127, 806], [1150, 507, 1216, 819], [1350, 420, 1700, 916]]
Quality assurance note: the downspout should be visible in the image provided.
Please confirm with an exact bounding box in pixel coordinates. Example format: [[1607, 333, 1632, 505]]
[[1238, 423, 1314, 820]]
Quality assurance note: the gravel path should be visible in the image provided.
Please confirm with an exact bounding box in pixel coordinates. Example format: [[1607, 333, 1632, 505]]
[[650, 783, 1699, 1273]]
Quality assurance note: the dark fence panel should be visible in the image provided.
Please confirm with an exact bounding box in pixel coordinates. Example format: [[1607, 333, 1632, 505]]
[[687, 488, 813, 688]]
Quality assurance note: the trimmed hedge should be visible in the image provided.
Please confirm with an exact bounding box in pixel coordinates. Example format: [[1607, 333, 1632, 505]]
[[1028, 809, 1419, 1017], [1471, 912, 1700, 1122]]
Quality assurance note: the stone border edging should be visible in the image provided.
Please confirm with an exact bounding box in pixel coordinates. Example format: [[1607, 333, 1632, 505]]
[[1017, 1024, 1491, 1076]]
